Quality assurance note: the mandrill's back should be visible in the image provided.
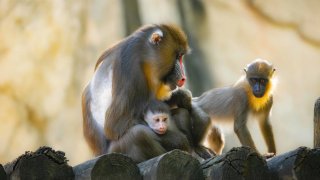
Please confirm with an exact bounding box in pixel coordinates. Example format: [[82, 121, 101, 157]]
[[193, 86, 248, 121]]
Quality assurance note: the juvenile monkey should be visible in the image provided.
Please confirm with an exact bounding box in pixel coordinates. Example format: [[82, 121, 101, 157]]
[[193, 59, 277, 156]]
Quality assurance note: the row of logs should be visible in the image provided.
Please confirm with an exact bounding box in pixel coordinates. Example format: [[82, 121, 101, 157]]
[[1, 98, 320, 179], [1, 146, 320, 180]]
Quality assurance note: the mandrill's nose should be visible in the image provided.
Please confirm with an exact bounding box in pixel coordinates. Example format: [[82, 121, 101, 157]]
[[177, 77, 186, 87]]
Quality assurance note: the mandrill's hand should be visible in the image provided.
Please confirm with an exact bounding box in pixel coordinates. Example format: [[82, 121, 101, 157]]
[[166, 89, 192, 110]]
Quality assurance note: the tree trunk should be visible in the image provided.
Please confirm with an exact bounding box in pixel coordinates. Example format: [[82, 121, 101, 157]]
[[121, 0, 142, 35], [176, 0, 214, 96]]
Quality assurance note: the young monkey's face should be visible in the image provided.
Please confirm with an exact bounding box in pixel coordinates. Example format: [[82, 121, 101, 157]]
[[145, 112, 169, 135]]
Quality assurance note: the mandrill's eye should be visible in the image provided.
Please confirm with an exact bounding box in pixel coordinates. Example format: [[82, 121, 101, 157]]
[[260, 79, 268, 84], [250, 78, 256, 83]]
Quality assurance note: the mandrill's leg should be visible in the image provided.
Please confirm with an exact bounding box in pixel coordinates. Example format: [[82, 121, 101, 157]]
[[206, 125, 225, 155]]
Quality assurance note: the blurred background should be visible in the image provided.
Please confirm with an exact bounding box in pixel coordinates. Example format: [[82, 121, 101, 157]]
[[1, 0, 320, 166]]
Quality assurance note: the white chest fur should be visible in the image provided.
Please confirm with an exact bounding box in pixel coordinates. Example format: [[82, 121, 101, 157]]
[[89, 65, 113, 128]]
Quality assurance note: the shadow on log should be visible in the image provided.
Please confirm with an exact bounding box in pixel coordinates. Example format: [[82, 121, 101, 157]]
[[3, 146, 74, 179], [138, 149, 204, 180], [0, 164, 6, 179], [268, 146, 320, 179], [201, 146, 268, 180]]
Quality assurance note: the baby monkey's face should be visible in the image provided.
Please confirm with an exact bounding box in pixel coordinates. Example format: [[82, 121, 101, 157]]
[[145, 112, 169, 135]]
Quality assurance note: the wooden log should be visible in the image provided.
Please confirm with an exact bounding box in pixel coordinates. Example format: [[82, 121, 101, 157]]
[[73, 155, 100, 180], [3, 146, 74, 179], [314, 97, 320, 148], [138, 149, 204, 180], [0, 164, 7, 180], [91, 153, 142, 180], [201, 146, 268, 180], [74, 153, 142, 180], [268, 146, 320, 179]]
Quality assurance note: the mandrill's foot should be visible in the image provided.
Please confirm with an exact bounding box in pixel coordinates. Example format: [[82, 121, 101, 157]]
[[263, 152, 275, 159], [194, 145, 216, 160]]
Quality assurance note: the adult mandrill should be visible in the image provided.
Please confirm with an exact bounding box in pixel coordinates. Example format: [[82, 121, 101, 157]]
[[82, 24, 190, 162]]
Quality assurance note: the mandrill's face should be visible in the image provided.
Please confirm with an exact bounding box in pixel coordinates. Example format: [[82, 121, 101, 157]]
[[248, 77, 268, 98], [245, 59, 275, 98]]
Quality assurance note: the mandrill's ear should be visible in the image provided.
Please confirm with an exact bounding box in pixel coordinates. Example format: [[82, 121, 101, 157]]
[[149, 29, 163, 45], [244, 68, 247, 74], [270, 68, 276, 76]]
